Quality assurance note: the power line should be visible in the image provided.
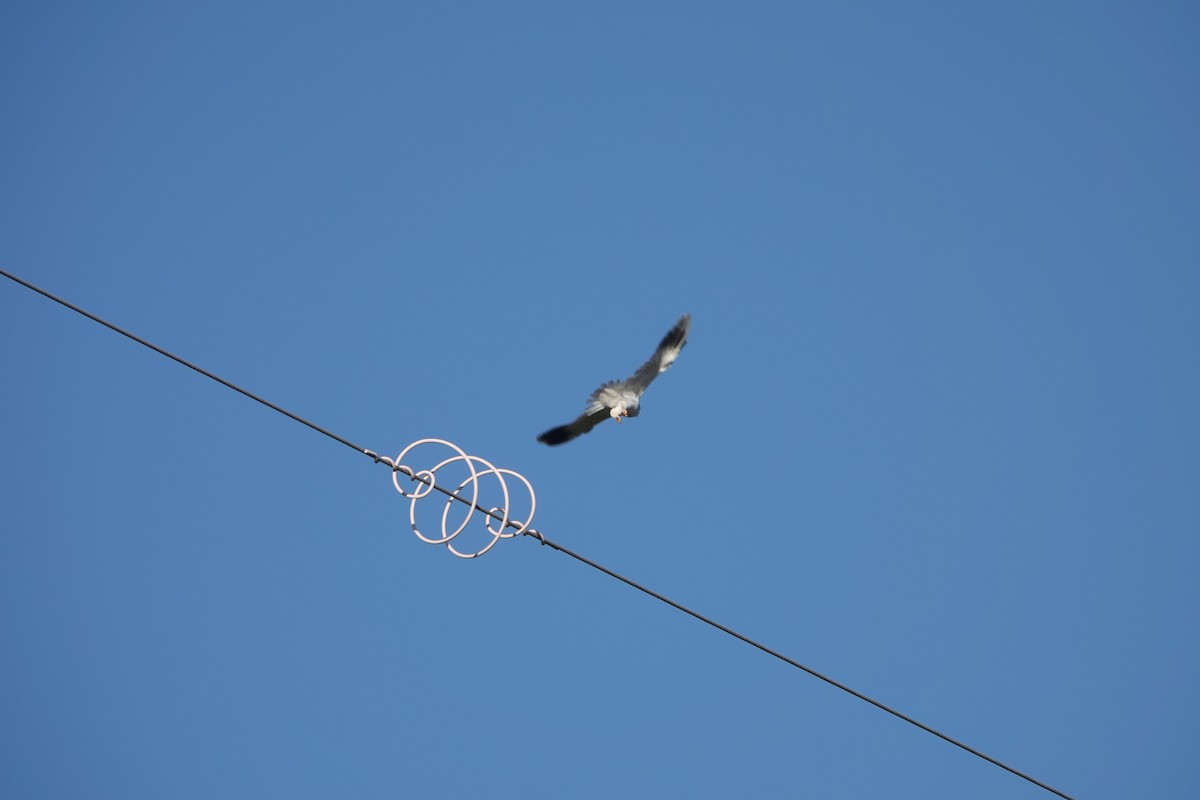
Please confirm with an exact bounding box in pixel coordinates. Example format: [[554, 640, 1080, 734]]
[[542, 537, 1074, 798], [0, 268, 366, 455], [2, 267, 1076, 800]]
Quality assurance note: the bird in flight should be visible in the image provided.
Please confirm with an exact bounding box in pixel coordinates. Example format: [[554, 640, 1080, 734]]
[[537, 313, 691, 446]]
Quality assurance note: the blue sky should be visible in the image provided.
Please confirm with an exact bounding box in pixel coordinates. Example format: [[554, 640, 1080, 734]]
[[2, 3, 1198, 798]]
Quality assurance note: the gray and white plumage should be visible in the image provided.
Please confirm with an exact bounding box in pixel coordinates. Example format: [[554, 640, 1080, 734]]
[[537, 313, 691, 446]]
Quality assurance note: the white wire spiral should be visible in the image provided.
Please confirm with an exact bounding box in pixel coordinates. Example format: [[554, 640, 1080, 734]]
[[372, 438, 537, 559]]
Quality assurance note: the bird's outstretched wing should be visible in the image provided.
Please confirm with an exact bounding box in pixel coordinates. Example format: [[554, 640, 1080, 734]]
[[536, 406, 610, 445], [625, 313, 691, 394]]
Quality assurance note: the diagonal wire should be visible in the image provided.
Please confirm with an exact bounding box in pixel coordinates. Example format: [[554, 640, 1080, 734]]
[[536, 536, 1074, 799], [2, 267, 1075, 800], [1, 268, 367, 455]]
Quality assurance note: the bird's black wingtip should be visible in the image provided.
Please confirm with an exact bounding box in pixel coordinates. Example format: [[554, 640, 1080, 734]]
[[660, 313, 692, 350], [537, 425, 574, 446]]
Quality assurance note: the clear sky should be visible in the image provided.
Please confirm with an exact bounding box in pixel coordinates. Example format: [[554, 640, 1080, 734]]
[[2, 3, 1198, 799]]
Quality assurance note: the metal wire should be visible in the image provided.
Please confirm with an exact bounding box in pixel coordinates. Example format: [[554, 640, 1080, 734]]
[[0, 268, 367, 455], [534, 535, 1076, 799], [2, 267, 1076, 800]]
